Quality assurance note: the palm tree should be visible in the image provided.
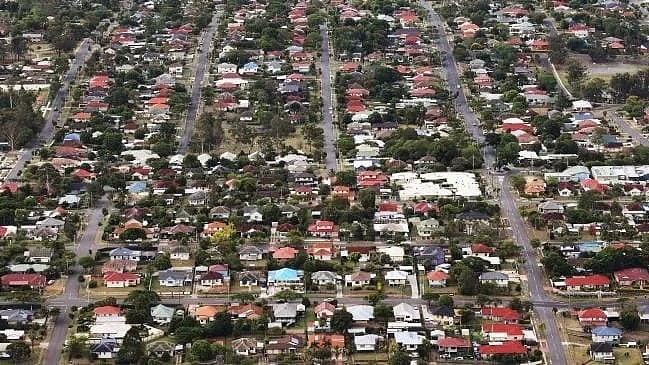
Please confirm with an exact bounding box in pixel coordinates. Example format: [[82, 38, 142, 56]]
[[10, 36, 26, 61]]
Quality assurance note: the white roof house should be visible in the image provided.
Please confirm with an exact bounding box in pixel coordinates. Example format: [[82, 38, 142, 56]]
[[398, 172, 482, 200], [573, 100, 592, 110], [347, 305, 375, 322], [377, 246, 405, 262], [394, 331, 424, 349], [393, 303, 420, 322], [385, 270, 409, 281]]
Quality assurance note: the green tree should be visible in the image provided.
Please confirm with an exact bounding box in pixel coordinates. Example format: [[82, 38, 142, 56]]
[[78, 256, 95, 271], [389, 348, 410, 365], [152, 254, 172, 270], [117, 327, 145, 364], [373, 304, 393, 322], [566, 59, 587, 86], [207, 312, 233, 337], [621, 310, 640, 330], [330, 309, 353, 333], [119, 228, 147, 241], [438, 294, 454, 308], [335, 170, 356, 186], [509, 174, 526, 193], [188, 340, 215, 361], [7, 341, 30, 362]]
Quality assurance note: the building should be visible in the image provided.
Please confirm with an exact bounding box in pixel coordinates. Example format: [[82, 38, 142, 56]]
[[347, 305, 375, 322], [480, 307, 520, 324], [104, 272, 140, 287], [479, 341, 527, 358], [565, 275, 610, 291], [385, 269, 408, 286], [354, 334, 380, 351], [481, 323, 524, 341], [151, 304, 175, 324], [0, 273, 46, 289], [591, 326, 622, 344], [479, 271, 509, 286], [578, 308, 608, 327], [426, 271, 449, 287], [393, 331, 424, 352], [345, 271, 373, 288], [590, 342, 614, 362], [614, 267, 649, 288], [267, 268, 304, 289], [437, 337, 471, 355], [393, 303, 419, 322]]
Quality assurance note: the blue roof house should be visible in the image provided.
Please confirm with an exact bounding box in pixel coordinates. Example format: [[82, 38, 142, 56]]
[[268, 268, 304, 289], [241, 61, 259, 74], [591, 326, 622, 344]]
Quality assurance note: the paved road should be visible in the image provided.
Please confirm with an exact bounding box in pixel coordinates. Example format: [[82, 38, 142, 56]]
[[611, 112, 649, 146], [178, 13, 220, 154], [43, 196, 109, 365], [6, 38, 93, 181], [542, 18, 574, 100], [419, 2, 567, 364], [319, 23, 337, 172]]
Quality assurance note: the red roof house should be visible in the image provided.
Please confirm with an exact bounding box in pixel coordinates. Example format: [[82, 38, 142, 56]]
[[565, 275, 610, 291], [307, 220, 339, 238], [614, 267, 649, 288], [578, 308, 608, 327], [1, 273, 46, 289], [480, 307, 521, 324], [479, 341, 527, 357]]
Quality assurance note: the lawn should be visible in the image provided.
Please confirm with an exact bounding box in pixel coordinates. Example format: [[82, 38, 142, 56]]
[[614, 348, 643, 365]]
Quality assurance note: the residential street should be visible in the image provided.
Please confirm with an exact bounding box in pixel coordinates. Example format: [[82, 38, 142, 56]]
[[6, 38, 93, 181], [611, 112, 649, 146], [418, 1, 567, 363], [43, 196, 110, 365], [319, 23, 338, 172], [178, 13, 221, 154]]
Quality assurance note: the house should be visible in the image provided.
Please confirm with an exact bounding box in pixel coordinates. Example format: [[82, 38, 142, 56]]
[[104, 272, 140, 288], [413, 245, 445, 266], [266, 335, 305, 355], [90, 340, 118, 359], [378, 246, 405, 262], [199, 271, 225, 287], [148, 341, 176, 359], [345, 245, 374, 262], [310, 271, 338, 286], [426, 271, 449, 287], [345, 271, 373, 288], [307, 242, 335, 260], [314, 302, 336, 319], [307, 220, 339, 238], [437, 337, 471, 355], [239, 245, 264, 261], [592, 326, 622, 343], [354, 334, 380, 352], [430, 306, 455, 326], [151, 304, 175, 324], [614, 267, 649, 288], [417, 218, 441, 237], [0, 310, 33, 325], [101, 259, 137, 274], [272, 303, 302, 325], [482, 323, 525, 341], [538, 201, 565, 214], [35, 217, 65, 230], [195, 305, 222, 324], [393, 303, 419, 322], [231, 337, 263, 356], [169, 246, 190, 261], [479, 341, 527, 358], [229, 304, 264, 319], [347, 305, 375, 322], [590, 342, 614, 362], [393, 331, 424, 352], [469, 243, 493, 257], [267, 268, 303, 288], [187, 191, 208, 206], [239, 271, 266, 287], [158, 270, 192, 287], [93, 306, 124, 323], [0, 273, 46, 289], [480, 307, 520, 324], [385, 270, 408, 286], [25, 248, 53, 263], [242, 205, 263, 222], [203, 221, 228, 236], [272, 246, 298, 261], [209, 206, 231, 220], [578, 308, 608, 327], [479, 271, 509, 286], [565, 275, 610, 291], [109, 247, 142, 261]]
